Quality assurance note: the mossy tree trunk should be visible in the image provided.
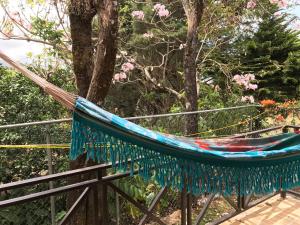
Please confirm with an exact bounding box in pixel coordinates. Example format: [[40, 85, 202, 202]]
[[181, 0, 204, 135]]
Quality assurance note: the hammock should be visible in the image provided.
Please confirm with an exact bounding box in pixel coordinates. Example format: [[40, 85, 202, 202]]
[[1, 51, 300, 196]]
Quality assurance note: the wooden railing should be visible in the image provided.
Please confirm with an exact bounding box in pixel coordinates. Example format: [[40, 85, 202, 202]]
[[0, 161, 167, 225]]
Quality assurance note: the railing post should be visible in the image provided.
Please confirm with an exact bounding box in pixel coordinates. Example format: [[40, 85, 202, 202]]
[[187, 193, 192, 225], [282, 126, 289, 133], [116, 180, 120, 225], [97, 168, 108, 225], [93, 183, 100, 225], [280, 127, 288, 199], [237, 180, 245, 211], [181, 177, 187, 225], [45, 125, 56, 225], [280, 176, 286, 199]]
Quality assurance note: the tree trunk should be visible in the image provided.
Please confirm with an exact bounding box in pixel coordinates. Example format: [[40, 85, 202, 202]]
[[68, 2, 97, 225], [67, 0, 119, 224], [86, 0, 119, 105], [181, 0, 204, 135], [69, 0, 96, 97]]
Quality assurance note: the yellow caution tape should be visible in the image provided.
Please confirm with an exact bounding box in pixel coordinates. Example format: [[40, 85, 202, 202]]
[[185, 110, 269, 137], [0, 144, 70, 149]]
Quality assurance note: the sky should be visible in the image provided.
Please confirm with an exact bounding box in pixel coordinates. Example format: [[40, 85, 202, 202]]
[[0, 0, 64, 63], [0, 4, 300, 63], [0, 40, 44, 62]]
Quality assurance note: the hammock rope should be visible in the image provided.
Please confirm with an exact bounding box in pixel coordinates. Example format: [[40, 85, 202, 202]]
[[0, 50, 76, 110]]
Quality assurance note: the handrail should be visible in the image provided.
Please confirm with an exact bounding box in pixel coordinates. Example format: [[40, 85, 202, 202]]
[[232, 125, 284, 138], [0, 118, 72, 129], [285, 125, 300, 129], [0, 163, 112, 192], [0, 105, 260, 129], [0, 179, 98, 208]]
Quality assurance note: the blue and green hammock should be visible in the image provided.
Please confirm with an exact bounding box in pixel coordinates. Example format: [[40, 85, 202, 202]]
[[71, 97, 300, 196], [1, 51, 300, 196]]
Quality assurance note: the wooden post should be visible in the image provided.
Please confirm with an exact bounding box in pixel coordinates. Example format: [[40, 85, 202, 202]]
[[280, 127, 288, 199], [237, 180, 244, 211], [45, 125, 56, 225], [181, 185, 187, 225], [280, 177, 286, 199], [187, 193, 192, 225], [93, 183, 100, 225], [97, 168, 108, 225], [116, 180, 120, 225]]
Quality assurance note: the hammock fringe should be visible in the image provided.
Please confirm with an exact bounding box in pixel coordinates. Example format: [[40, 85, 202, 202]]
[[71, 112, 300, 196]]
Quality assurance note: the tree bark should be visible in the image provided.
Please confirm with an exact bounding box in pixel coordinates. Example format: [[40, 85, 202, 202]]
[[86, 0, 119, 105], [181, 0, 204, 135], [68, 2, 97, 225], [69, 0, 96, 97]]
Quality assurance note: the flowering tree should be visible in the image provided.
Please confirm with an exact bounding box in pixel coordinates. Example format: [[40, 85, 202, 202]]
[[113, 0, 300, 133]]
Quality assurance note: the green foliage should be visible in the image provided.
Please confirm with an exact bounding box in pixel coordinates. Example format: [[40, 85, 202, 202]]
[[239, 14, 300, 101], [31, 17, 64, 45], [0, 67, 67, 126], [119, 0, 134, 39], [26, 0, 45, 5], [115, 175, 174, 221], [0, 65, 70, 224]]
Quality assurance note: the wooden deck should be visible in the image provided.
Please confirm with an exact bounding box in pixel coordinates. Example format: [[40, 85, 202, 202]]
[[221, 195, 300, 225]]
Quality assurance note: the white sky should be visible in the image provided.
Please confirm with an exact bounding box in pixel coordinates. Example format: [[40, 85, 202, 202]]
[[0, 39, 44, 62], [0, 3, 300, 63], [0, 0, 65, 64]]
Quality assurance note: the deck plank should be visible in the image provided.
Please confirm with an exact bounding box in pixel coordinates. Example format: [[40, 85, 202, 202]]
[[221, 195, 300, 225]]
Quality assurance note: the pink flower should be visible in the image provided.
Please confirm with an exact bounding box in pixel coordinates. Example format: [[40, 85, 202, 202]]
[[121, 62, 135, 72], [158, 8, 170, 17], [153, 3, 169, 17], [274, 11, 282, 17], [293, 21, 300, 30], [114, 72, 127, 82], [143, 32, 154, 38], [241, 96, 247, 102], [179, 44, 186, 50], [10, 11, 19, 17], [249, 96, 255, 103], [153, 3, 164, 11], [233, 75, 244, 86], [247, 0, 257, 9], [245, 73, 255, 81], [270, 0, 288, 8], [114, 73, 121, 81], [233, 74, 257, 90], [119, 72, 127, 79], [241, 96, 255, 103], [277, 0, 288, 8], [132, 11, 145, 20], [248, 84, 258, 90]]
